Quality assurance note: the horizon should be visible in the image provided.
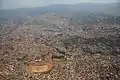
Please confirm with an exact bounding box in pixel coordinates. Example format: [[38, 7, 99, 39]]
[[1, 3, 119, 10], [1, 0, 118, 9]]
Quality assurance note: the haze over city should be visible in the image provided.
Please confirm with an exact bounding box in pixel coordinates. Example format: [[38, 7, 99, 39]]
[[1, 0, 118, 9]]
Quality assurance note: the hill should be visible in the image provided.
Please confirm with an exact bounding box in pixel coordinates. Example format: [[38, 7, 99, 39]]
[[0, 3, 120, 24]]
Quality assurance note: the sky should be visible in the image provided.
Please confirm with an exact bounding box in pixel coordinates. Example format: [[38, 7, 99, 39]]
[[1, 0, 118, 9]]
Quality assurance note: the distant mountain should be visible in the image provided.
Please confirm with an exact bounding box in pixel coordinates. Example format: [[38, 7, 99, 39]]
[[0, 3, 119, 23]]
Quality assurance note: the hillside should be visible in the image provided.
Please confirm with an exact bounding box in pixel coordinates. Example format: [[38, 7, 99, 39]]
[[0, 3, 120, 24]]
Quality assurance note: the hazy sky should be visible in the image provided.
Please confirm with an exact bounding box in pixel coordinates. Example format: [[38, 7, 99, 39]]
[[1, 0, 118, 9]]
